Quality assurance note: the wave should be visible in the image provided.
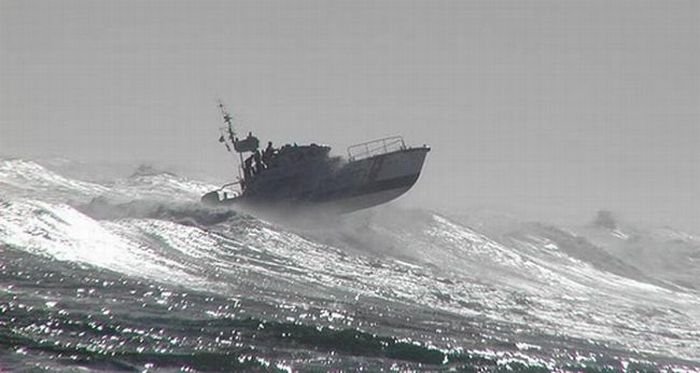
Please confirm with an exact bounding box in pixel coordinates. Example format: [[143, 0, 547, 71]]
[[2, 156, 700, 363]]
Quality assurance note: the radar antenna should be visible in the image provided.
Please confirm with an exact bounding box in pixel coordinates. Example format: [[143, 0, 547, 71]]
[[216, 100, 244, 184], [218, 100, 236, 145]]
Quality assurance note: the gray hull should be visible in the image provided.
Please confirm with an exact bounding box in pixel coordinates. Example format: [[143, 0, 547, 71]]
[[205, 147, 429, 213], [311, 148, 429, 213]]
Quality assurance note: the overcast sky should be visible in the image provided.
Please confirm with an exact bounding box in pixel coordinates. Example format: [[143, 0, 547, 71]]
[[1, 0, 698, 232]]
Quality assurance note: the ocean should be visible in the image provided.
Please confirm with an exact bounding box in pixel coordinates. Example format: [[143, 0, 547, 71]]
[[1, 158, 699, 372]]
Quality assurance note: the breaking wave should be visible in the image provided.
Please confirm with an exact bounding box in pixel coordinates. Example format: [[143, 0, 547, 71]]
[[1, 157, 699, 371]]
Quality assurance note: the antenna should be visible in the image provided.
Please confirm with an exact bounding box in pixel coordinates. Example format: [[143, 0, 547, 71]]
[[218, 99, 236, 144], [216, 99, 244, 184]]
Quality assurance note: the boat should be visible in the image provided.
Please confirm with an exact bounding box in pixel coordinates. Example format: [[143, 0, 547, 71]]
[[201, 102, 430, 213]]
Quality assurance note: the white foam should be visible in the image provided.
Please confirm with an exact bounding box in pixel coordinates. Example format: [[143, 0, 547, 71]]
[[0, 200, 201, 285]]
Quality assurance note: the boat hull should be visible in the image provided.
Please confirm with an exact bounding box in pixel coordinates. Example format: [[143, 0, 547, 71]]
[[203, 147, 429, 213], [311, 148, 428, 213]]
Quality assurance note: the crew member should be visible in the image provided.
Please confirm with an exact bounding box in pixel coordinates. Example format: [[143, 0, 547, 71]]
[[253, 150, 263, 174], [262, 141, 275, 167], [244, 155, 254, 180]]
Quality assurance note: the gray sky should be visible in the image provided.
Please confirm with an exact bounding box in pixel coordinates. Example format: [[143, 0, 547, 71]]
[[1, 0, 699, 232]]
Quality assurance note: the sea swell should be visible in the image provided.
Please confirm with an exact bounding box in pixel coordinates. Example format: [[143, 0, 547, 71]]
[[1, 158, 699, 371]]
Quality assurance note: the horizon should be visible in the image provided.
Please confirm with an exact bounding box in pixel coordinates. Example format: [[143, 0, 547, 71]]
[[1, 155, 696, 237]]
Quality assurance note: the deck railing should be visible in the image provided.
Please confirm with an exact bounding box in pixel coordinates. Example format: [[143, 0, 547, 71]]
[[347, 136, 406, 161]]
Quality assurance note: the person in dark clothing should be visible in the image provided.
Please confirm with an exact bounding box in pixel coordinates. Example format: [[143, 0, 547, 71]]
[[253, 150, 263, 174], [262, 141, 275, 167], [244, 155, 254, 180]]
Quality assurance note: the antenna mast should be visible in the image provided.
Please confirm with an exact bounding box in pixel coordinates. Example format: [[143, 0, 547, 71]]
[[217, 100, 244, 181]]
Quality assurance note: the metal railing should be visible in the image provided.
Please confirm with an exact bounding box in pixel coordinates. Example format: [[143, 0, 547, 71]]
[[347, 136, 406, 161], [217, 181, 242, 198]]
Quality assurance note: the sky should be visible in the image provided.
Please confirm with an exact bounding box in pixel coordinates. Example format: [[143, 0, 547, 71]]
[[1, 0, 699, 232]]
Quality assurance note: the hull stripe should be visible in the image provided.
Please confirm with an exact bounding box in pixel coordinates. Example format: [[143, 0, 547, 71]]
[[313, 173, 421, 202]]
